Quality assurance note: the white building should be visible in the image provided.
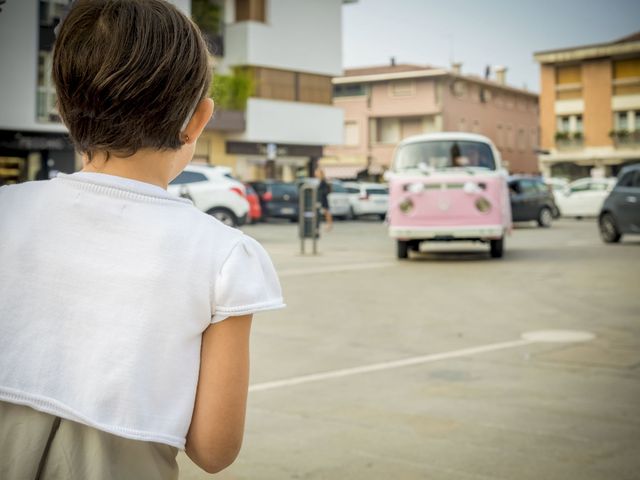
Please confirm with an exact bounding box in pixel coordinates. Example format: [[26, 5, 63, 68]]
[[0, 0, 346, 183], [198, 0, 346, 180], [0, 0, 190, 183]]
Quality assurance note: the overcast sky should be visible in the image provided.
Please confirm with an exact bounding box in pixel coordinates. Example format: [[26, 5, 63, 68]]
[[342, 0, 640, 92]]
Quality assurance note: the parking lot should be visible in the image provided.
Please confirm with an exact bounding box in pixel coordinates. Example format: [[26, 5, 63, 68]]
[[179, 218, 640, 480]]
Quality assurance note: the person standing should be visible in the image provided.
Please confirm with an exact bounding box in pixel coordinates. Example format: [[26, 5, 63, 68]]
[[315, 167, 333, 231]]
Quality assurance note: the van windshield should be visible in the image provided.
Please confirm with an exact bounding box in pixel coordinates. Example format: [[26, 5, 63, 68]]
[[394, 141, 496, 172]]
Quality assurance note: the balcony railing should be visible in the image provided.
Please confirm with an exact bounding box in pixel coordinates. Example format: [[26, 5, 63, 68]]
[[610, 131, 640, 149], [555, 132, 583, 151]]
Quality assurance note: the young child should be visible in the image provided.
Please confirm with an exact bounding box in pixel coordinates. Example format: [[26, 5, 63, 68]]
[[0, 0, 284, 478]]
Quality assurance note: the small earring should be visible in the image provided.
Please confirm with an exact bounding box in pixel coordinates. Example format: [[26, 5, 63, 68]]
[[184, 134, 190, 143]]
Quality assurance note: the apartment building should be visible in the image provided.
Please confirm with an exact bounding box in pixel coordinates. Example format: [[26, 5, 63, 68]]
[[0, 0, 191, 184], [534, 32, 640, 179], [195, 0, 346, 181], [323, 62, 539, 178]]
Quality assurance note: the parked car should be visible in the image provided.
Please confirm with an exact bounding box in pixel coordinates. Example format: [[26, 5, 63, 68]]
[[387, 132, 511, 259], [598, 164, 640, 243], [250, 181, 299, 221], [543, 177, 569, 218], [555, 177, 617, 218], [244, 183, 262, 223], [508, 176, 557, 227], [168, 164, 249, 227], [343, 182, 389, 220]]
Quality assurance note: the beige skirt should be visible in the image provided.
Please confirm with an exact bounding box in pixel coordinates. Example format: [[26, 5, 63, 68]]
[[0, 401, 178, 480]]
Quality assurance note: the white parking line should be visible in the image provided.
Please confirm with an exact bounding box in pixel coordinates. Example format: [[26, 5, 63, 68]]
[[278, 261, 396, 277], [249, 331, 595, 393]]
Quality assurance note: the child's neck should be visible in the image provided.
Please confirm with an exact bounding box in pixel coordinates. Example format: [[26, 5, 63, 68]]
[[81, 149, 184, 189]]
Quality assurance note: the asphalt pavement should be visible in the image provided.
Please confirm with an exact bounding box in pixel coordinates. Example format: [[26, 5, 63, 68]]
[[178, 217, 640, 480]]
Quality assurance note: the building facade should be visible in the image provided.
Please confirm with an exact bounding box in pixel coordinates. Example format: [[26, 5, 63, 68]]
[[0, 0, 191, 184], [323, 63, 539, 178], [534, 32, 640, 179], [196, 0, 346, 181]]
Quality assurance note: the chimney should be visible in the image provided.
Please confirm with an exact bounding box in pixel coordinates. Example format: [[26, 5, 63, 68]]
[[390, 56, 396, 67], [451, 62, 462, 75], [494, 65, 507, 85]]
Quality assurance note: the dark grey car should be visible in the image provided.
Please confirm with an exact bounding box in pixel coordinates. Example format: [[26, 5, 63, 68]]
[[599, 164, 640, 243], [508, 176, 557, 227]]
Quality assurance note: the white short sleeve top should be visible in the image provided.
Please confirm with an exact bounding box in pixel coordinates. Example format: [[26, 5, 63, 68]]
[[0, 172, 285, 449]]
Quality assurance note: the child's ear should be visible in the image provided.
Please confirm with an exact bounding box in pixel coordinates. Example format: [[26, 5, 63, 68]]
[[182, 98, 214, 145]]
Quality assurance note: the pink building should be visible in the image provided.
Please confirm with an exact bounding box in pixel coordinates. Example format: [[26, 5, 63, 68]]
[[323, 63, 539, 177]]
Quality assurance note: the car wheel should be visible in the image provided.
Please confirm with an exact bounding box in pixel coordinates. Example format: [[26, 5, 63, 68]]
[[207, 207, 238, 228], [537, 207, 553, 228], [349, 207, 357, 220], [378, 213, 386, 221], [490, 237, 504, 258], [599, 213, 621, 243], [397, 240, 409, 259]]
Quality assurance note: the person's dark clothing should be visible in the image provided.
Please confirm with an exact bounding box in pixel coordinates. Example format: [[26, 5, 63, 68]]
[[318, 180, 330, 209]]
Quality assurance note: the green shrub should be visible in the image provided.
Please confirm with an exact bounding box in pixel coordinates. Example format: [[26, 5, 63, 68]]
[[210, 70, 254, 111]]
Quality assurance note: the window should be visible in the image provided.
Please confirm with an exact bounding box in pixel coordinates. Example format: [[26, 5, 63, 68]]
[[613, 58, 640, 96], [400, 117, 423, 139], [575, 115, 583, 133], [636, 111, 640, 131], [615, 111, 629, 130], [556, 65, 582, 85], [557, 116, 570, 132], [344, 121, 359, 146], [334, 84, 367, 97], [589, 182, 608, 191], [570, 181, 590, 193], [252, 67, 332, 105], [390, 80, 415, 97], [37, 51, 58, 122], [555, 64, 582, 100], [377, 118, 400, 144], [618, 172, 635, 188], [331, 182, 347, 193], [235, 0, 265, 22], [394, 141, 496, 171], [170, 171, 208, 185], [519, 179, 538, 194]]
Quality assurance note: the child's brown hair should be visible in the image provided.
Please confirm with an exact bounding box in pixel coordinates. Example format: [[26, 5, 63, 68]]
[[52, 0, 211, 160]]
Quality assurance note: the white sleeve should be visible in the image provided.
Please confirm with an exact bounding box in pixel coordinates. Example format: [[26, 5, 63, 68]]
[[211, 235, 285, 323]]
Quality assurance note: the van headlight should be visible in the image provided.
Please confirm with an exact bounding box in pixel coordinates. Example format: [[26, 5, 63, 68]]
[[399, 197, 414, 214], [475, 197, 491, 213]]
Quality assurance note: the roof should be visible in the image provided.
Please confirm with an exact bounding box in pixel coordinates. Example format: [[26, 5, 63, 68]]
[[398, 132, 495, 147], [343, 64, 433, 77], [334, 65, 537, 98], [534, 31, 640, 63]]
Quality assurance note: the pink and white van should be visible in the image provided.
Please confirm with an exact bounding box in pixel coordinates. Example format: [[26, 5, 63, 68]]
[[387, 133, 512, 259]]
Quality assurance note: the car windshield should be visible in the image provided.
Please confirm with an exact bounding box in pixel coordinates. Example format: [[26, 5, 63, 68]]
[[394, 140, 496, 172]]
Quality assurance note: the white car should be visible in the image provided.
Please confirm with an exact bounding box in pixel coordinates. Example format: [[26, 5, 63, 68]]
[[327, 181, 352, 218], [343, 182, 389, 220], [555, 177, 617, 218], [168, 164, 249, 227]]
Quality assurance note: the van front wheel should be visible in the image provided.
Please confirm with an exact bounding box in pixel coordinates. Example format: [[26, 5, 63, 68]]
[[397, 240, 409, 259], [490, 237, 504, 258]]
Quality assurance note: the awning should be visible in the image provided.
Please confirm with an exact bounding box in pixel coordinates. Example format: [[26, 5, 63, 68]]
[[320, 164, 366, 179]]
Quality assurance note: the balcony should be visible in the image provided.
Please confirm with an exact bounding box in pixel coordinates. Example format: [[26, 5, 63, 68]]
[[610, 130, 640, 149], [555, 132, 584, 151]]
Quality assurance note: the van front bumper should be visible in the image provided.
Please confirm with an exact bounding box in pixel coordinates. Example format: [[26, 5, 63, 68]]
[[389, 225, 504, 240]]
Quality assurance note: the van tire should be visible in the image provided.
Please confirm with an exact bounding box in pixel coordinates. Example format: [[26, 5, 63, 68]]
[[397, 240, 409, 259], [490, 237, 504, 258]]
